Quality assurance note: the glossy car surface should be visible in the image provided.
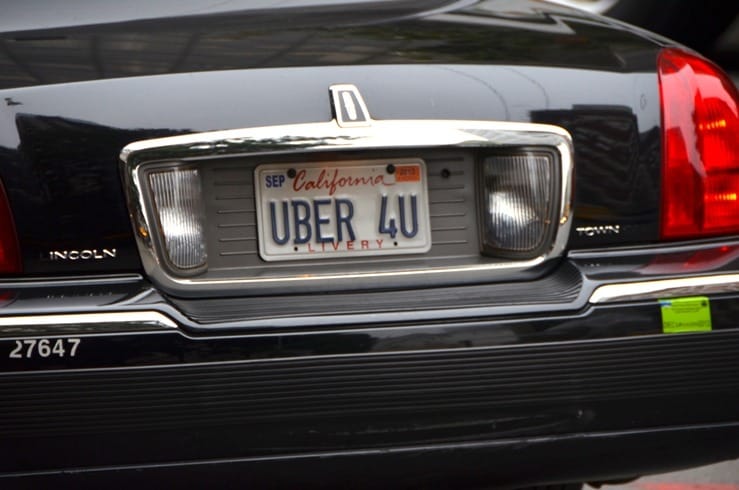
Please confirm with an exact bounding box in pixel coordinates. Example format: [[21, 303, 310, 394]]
[[0, 1, 738, 488]]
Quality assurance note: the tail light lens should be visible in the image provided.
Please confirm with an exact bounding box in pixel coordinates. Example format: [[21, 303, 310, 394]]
[[0, 180, 21, 274], [480, 151, 558, 258], [659, 48, 739, 240], [148, 168, 207, 270]]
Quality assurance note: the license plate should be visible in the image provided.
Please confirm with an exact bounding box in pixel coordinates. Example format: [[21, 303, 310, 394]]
[[254, 158, 431, 261]]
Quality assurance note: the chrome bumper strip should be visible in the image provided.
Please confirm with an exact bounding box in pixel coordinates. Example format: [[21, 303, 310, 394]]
[[1, 275, 737, 334], [589, 274, 739, 304], [0, 311, 177, 335]]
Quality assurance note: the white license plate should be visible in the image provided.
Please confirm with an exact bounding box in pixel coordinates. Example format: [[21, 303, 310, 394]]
[[254, 158, 431, 261]]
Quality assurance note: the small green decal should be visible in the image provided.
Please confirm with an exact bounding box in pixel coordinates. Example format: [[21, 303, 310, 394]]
[[659, 296, 712, 334]]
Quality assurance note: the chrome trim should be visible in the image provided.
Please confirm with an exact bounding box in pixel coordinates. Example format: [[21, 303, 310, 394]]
[[121, 113, 574, 293], [0, 311, 178, 336], [0, 274, 143, 289], [589, 274, 739, 304], [569, 238, 739, 259], [329, 84, 372, 128], [0, 274, 143, 288], [544, 0, 619, 14]]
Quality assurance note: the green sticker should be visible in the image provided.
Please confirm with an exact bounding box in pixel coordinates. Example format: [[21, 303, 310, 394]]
[[659, 296, 712, 334]]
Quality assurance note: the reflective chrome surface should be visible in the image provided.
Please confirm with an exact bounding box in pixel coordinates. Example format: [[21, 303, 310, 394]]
[[329, 84, 372, 128], [589, 274, 739, 304], [0, 311, 177, 335], [122, 117, 574, 293], [545, 0, 618, 14]]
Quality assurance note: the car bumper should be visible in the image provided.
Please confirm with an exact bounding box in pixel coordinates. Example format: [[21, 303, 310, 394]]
[[2, 243, 739, 487]]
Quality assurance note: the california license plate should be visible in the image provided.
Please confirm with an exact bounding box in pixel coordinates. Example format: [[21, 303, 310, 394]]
[[254, 158, 431, 261]]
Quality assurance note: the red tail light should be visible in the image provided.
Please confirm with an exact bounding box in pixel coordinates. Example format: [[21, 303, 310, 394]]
[[659, 48, 739, 240], [0, 180, 20, 274]]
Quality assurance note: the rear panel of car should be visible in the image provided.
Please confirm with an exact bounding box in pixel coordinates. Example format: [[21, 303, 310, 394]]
[[1, 1, 738, 488], [0, 1, 662, 281]]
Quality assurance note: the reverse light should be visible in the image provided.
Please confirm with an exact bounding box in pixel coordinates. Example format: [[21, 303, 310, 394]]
[[480, 152, 558, 258], [148, 168, 207, 270], [659, 48, 739, 239]]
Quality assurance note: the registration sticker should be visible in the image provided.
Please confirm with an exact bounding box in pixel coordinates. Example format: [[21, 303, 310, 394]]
[[254, 158, 431, 261], [659, 296, 712, 334]]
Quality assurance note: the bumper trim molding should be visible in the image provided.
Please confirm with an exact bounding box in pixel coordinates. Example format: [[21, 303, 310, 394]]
[[0, 311, 178, 335], [589, 273, 739, 303]]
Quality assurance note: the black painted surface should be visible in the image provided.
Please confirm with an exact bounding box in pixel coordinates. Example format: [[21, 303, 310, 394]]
[[0, 1, 664, 87], [1, 328, 739, 478], [0, 0, 665, 277], [4, 423, 739, 489]]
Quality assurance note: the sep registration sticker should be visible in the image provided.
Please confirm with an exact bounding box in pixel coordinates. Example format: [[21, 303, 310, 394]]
[[659, 296, 712, 334]]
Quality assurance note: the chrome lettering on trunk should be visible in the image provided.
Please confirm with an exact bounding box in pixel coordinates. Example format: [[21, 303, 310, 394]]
[[48, 249, 117, 261], [575, 225, 621, 237]]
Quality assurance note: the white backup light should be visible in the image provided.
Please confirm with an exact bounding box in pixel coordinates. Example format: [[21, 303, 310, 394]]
[[481, 153, 556, 257], [148, 168, 207, 269]]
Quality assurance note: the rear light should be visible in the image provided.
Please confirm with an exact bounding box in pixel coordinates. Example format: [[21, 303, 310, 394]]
[[0, 180, 21, 274], [148, 168, 207, 270], [659, 48, 739, 239], [480, 151, 558, 258]]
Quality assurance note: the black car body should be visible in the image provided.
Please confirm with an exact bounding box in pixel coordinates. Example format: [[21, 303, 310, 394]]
[[1, 1, 738, 488]]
